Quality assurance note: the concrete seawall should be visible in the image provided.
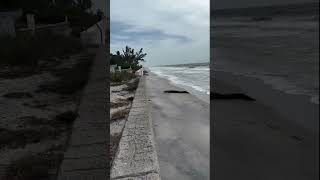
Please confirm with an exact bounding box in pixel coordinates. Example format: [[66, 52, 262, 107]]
[[111, 76, 161, 180], [57, 46, 108, 180], [80, 17, 108, 46]]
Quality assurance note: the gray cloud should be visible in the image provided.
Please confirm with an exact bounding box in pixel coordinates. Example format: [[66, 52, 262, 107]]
[[111, 21, 191, 44]]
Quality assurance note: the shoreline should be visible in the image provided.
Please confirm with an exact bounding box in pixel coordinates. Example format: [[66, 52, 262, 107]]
[[146, 73, 210, 180], [147, 68, 210, 105], [213, 70, 319, 133]]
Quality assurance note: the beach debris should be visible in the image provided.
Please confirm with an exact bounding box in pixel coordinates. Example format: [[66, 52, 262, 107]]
[[164, 90, 189, 94], [127, 97, 134, 101], [210, 92, 255, 101], [111, 109, 130, 121]]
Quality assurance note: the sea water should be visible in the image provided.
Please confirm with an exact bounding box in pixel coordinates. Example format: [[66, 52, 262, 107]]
[[212, 16, 319, 105], [149, 65, 210, 103]]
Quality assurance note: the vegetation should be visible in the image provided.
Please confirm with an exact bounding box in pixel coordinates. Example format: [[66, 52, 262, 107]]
[[110, 46, 147, 71]]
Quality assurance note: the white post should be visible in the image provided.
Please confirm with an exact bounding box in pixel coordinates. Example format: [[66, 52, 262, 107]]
[[26, 14, 35, 35]]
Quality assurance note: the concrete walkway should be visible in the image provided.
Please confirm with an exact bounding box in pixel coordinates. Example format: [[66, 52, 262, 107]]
[[110, 77, 161, 180], [58, 46, 109, 180]]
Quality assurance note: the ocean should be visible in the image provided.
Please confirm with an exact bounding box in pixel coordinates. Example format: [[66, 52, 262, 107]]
[[149, 64, 210, 103]]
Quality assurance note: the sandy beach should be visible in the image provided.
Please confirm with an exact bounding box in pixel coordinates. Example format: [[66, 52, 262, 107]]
[[211, 10, 319, 179], [146, 72, 210, 180], [212, 71, 318, 180]]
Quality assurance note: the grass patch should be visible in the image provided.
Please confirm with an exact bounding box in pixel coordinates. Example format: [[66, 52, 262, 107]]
[[111, 109, 130, 122], [110, 72, 136, 83]]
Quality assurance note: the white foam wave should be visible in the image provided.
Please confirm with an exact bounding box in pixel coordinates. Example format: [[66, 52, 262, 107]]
[[150, 67, 209, 96]]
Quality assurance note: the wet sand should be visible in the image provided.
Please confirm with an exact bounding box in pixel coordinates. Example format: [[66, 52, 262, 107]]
[[212, 71, 319, 180], [146, 73, 210, 180]]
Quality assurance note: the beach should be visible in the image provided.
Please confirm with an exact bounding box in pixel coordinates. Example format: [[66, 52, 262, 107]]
[[212, 71, 318, 179], [146, 72, 210, 180], [211, 8, 319, 179]]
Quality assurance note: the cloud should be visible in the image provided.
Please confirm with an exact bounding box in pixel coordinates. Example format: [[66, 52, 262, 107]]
[[111, 0, 209, 66], [111, 21, 191, 44]]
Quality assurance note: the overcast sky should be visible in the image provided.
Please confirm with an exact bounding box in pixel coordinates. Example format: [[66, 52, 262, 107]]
[[110, 0, 210, 66]]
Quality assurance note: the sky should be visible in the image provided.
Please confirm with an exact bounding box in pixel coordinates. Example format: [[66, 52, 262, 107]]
[[110, 0, 210, 66]]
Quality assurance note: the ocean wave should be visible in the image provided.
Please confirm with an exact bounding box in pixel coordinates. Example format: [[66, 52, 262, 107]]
[[217, 68, 319, 105], [150, 67, 209, 97]]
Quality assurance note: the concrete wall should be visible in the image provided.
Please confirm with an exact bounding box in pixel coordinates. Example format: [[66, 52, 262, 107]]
[[111, 77, 161, 180], [80, 17, 108, 46]]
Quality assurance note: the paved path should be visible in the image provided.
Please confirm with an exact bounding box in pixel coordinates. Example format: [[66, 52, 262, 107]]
[[58, 46, 109, 180]]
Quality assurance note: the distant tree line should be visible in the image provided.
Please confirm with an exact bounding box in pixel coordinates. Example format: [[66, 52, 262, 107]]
[[110, 46, 147, 71]]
